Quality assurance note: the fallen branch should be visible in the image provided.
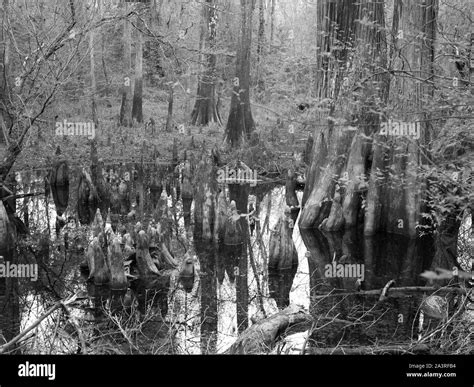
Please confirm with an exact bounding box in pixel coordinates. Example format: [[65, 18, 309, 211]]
[[306, 344, 431, 355], [313, 286, 466, 300], [226, 304, 313, 354], [0, 294, 80, 354]]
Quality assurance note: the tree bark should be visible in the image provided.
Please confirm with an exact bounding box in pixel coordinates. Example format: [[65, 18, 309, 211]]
[[307, 344, 430, 355], [269, 0, 275, 49], [108, 237, 127, 290], [191, 0, 222, 126], [165, 86, 174, 132], [224, 0, 256, 147], [227, 304, 312, 354], [299, 0, 357, 229], [256, 0, 265, 94], [120, 1, 133, 127], [132, 15, 144, 124], [0, 0, 12, 145], [364, 0, 438, 237]]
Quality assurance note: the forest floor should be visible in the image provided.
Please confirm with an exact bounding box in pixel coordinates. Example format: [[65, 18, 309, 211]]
[[11, 86, 311, 182]]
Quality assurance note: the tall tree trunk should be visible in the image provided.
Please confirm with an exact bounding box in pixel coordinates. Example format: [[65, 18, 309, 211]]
[[132, 15, 144, 124], [299, 0, 436, 239], [256, 0, 265, 94], [151, 0, 161, 26], [0, 0, 11, 145], [341, 1, 388, 229], [165, 85, 174, 132], [90, 9, 98, 129], [119, 1, 133, 127], [269, 0, 275, 49], [364, 0, 438, 237], [191, 0, 221, 126], [299, 0, 358, 229], [224, 0, 256, 147]]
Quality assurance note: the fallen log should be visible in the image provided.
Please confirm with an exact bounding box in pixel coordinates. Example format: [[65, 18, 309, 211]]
[[226, 304, 313, 354], [312, 286, 466, 300], [0, 293, 85, 355], [306, 344, 431, 355]]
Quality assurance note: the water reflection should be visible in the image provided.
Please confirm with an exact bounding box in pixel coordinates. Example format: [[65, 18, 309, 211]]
[[7, 172, 448, 354], [300, 228, 435, 347]]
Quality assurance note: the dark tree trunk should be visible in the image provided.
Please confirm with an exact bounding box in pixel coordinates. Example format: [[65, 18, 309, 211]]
[[0, 0, 12, 146], [364, 0, 438, 237], [300, 1, 399, 234], [195, 239, 218, 354], [191, 0, 222, 126], [269, 0, 275, 48], [119, 1, 133, 127], [256, 0, 265, 94], [132, 16, 144, 124], [227, 184, 250, 333], [299, 0, 357, 226], [49, 153, 69, 217], [224, 0, 256, 147], [165, 86, 174, 132]]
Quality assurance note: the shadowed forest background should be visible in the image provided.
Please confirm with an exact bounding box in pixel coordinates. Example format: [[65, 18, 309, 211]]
[[0, 0, 472, 355]]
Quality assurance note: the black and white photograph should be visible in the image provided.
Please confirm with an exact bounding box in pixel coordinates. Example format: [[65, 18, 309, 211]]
[[0, 0, 472, 385]]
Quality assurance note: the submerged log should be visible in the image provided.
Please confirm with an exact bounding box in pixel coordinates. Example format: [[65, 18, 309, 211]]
[[108, 237, 127, 290], [310, 286, 466, 300], [306, 344, 430, 355], [227, 304, 313, 354]]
